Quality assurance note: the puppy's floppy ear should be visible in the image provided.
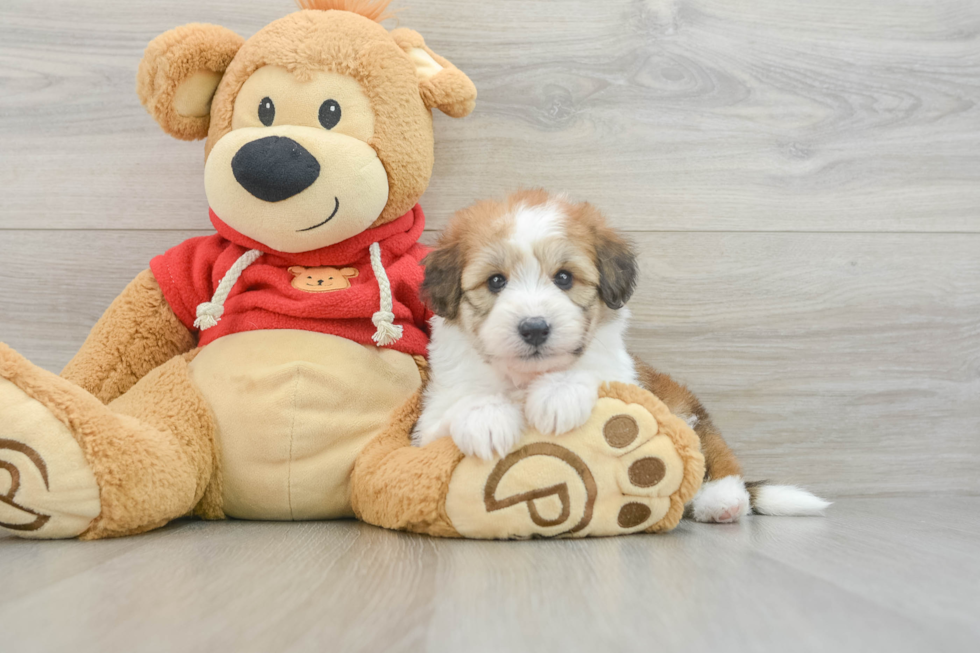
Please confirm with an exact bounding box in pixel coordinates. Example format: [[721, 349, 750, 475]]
[[137, 24, 244, 141], [595, 226, 638, 310], [341, 268, 359, 278], [390, 28, 477, 118], [421, 243, 465, 320]]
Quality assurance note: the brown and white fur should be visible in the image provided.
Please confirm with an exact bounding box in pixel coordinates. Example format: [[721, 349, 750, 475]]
[[413, 190, 828, 523]]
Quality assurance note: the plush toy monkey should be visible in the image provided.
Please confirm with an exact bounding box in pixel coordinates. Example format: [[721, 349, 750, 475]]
[[0, 0, 703, 540]]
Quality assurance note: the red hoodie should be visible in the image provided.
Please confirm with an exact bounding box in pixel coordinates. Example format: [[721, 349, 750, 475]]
[[150, 205, 432, 356]]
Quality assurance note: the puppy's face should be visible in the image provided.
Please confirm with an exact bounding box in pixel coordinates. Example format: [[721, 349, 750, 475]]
[[424, 190, 637, 376]]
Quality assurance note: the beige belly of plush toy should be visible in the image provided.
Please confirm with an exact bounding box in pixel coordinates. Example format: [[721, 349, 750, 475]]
[[188, 330, 422, 520]]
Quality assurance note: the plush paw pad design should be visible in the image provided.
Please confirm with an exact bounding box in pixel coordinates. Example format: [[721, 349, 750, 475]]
[[0, 377, 101, 539], [442, 385, 703, 538], [0, 438, 53, 533]]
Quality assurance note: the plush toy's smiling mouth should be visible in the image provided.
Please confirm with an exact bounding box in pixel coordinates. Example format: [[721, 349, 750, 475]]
[[296, 197, 340, 232]]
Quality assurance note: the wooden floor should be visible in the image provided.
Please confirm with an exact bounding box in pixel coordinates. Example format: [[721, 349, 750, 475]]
[[1, 498, 978, 652]]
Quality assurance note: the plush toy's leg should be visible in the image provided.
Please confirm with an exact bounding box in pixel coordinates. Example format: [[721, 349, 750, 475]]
[[351, 391, 464, 537], [351, 382, 705, 539], [0, 344, 216, 540]]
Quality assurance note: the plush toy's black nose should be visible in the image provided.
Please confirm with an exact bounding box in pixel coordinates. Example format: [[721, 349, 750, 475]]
[[231, 136, 320, 202], [518, 318, 550, 347]]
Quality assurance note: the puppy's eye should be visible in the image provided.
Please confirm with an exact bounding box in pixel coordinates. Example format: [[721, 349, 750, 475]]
[[258, 97, 275, 126], [319, 100, 341, 129], [554, 269, 574, 291], [487, 274, 507, 293]]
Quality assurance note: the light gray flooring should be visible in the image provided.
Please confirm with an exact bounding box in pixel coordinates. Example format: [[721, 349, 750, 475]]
[[1, 497, 978, 653]]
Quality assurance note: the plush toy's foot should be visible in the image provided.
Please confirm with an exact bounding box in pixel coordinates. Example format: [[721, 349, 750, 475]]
[[0, 375, 101, 539], [1, 343, 220, 541], [352, 382, 704, 539], [444, 384, 704, 538]]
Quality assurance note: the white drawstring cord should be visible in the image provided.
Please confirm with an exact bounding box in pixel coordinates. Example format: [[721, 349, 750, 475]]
[[192, 244, 402, 346], [194, 249, 263, 330], [369, 241, 403, 346]]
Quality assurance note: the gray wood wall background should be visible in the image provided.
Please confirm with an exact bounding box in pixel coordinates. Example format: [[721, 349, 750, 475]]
[[1, 0, 977, 498]]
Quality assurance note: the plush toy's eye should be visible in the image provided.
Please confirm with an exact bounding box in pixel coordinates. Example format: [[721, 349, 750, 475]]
[[487, 274, 507, 293], [554, 269, 574, 291], [319, 100, 341, 129], [258, 97, 275, 126]]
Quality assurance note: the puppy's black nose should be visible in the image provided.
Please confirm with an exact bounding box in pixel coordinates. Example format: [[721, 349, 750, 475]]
[[231, 136, 320, 202], [518, 318, 550, 347]]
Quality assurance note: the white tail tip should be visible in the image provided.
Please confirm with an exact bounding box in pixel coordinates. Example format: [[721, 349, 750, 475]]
[[752, 484, 831, 516]]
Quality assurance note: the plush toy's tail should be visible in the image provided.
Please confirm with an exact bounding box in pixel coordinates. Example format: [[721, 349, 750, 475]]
[[746, 481, 831, 516]]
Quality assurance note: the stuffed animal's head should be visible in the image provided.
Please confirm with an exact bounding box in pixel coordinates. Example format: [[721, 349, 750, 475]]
[[288, 265, 359, 292], [137, 0, 476, 254]]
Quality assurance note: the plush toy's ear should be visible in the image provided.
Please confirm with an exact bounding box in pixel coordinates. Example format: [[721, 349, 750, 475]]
[[341, 268, 359, 278], [288, 266, 306, 277], [390, 28, 477, 118], [137, 24, 245, 141]]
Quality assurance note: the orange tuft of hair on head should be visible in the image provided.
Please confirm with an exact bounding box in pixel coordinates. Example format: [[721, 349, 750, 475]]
[[295, 0, 396, 22]]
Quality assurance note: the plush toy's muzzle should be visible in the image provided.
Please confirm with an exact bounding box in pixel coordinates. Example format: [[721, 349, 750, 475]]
[[205, 122, 389, 253]]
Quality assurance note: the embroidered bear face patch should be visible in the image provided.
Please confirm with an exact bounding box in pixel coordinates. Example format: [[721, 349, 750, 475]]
[[288, 266, 358, 293]]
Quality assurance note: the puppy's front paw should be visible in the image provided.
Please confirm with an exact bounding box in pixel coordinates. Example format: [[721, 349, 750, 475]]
[[449, 395, 525, 460], [525, 371, 598, 436]]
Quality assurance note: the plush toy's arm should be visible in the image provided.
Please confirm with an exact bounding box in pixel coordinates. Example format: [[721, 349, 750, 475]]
[[61, 269, 196, 404]]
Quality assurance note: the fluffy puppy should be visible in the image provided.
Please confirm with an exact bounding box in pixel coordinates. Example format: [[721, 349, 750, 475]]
[[414, 190, 828, 523]]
